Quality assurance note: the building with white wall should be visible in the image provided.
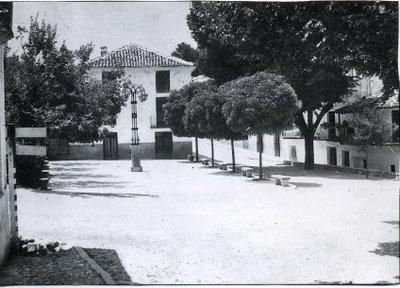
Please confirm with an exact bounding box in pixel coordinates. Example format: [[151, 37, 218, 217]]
[[196, 76, 399, 174], [69, 44, 194, 160], [0, 2, 15, 265]]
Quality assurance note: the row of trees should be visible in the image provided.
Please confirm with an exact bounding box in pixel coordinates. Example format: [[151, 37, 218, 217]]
[[183, 1, 398, 169], [5, 17, 125, 143], [164, 72, 299, 179]]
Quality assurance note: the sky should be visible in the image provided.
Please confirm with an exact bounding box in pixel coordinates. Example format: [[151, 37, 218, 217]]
[[10, 2, 197, 57]]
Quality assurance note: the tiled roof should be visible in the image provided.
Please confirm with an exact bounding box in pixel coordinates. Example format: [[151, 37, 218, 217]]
[[89, 44, 193, 68], [334, 94, 399, 114]]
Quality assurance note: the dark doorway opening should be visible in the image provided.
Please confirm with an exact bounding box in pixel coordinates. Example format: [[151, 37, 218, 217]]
[[274, 133, 281, 157], [103, 132, 118, 160], [342, 150, 350, 167], [155, 132, 173, 159], [328, 147, 337, 165]]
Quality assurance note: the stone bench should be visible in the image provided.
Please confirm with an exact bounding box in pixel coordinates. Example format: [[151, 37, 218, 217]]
[[219, 163, 228, 170], [241, 167, 253, 178], [271, 174, 291, 187]]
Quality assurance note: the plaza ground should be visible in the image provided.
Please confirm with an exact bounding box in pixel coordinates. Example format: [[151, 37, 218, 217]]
[[16, 159, 399, 284]]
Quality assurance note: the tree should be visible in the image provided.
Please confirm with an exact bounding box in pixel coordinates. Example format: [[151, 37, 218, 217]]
[[187, 1, 397, 169], [183, 82, 245, 169], [171, 42, 200, 77], [5, 16, 125, 143], [221, 72, 299, 179], [164, 81, 212, 161]]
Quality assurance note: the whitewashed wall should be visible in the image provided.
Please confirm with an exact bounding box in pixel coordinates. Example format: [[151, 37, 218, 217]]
[[0, 45, 11, 264], [88, 66, 192, 144]]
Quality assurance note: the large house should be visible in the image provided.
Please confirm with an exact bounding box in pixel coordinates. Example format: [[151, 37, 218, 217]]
[[67, 44, 194, 160]]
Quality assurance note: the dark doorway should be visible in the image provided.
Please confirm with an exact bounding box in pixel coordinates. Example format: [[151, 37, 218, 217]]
[[328, 112, 336, 140], [156, 97, 168, 128], [155, 132, 173, 159], [273, 133, 281, 157], [328, 147, 337, 165], [103, 132, 118, 160], [342, 150, 350, 167]]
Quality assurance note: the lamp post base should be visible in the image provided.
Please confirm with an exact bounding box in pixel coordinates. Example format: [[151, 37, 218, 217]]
[[131, 166, 143, 172], [131, 144, 143, 172]]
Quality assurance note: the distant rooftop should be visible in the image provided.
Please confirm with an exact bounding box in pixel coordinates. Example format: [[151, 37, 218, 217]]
[[89, 44, 193, 68], [334, 93, 399, 114]]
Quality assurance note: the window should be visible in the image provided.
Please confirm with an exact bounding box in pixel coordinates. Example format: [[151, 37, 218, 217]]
[[390, 165, 396, 173], [156, 71, 170, 93], [156, 97, 168, 127], [102, 70, 118, 82]]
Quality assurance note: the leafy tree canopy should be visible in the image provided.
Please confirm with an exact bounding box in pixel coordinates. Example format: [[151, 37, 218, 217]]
[[171, 42, 200, 77], [183, 81, 245, 141], [164, 81, 214, 137], [5, 16, 126, 143], [187, 1, 398, 168], [221, 72, 299, 136]]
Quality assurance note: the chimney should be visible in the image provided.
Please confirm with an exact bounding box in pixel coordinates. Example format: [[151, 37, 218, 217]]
[[100, 46, 108, 57]]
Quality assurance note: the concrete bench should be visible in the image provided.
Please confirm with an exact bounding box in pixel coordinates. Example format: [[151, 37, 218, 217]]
[[241, 167, 253, 178], [271, 174, 291, 187], [219, 163, 228, 170]]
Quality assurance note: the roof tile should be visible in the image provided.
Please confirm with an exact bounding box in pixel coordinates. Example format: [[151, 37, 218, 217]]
[[89, 44, 193, 68]]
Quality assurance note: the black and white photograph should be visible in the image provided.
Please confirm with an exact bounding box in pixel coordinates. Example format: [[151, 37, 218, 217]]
[[0, 0, 399, 285]]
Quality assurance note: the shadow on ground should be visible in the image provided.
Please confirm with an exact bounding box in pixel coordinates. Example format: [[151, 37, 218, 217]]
[[50, 180, 129, 190], [31, 189, 158, 199], [370, 221, 399, 258]]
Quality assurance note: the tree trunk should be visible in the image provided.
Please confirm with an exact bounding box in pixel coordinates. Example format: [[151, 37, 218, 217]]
[[304, 133, 315, 170], [258, 134, 263, 180], [195, 137, 199, 162], [211, 139, 215, 167], [230, 139, 236, 172]]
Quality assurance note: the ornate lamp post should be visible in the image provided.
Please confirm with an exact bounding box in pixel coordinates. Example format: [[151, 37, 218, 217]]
[[122, 82, 148, 172]]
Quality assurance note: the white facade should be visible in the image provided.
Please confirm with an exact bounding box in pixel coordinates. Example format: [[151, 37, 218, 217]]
[[88, 66, 193, 144]]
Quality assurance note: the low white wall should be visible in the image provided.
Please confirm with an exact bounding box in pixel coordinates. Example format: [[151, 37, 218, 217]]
[[0, 45, 11, 264], [282, 138, 399, 173], [194, 134, 399, 173]]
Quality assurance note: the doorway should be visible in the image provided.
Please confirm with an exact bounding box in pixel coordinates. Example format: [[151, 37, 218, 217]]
[[342, 150, 350, 167], [155, 132, 173, 159], [103, 132, 118, 160], [328, 147, 337, 165]]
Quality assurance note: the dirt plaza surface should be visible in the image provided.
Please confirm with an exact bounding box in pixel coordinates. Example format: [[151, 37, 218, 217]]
[[16, 159, 399, 284]]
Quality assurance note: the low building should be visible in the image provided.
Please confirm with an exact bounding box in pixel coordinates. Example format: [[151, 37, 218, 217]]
[[66, 44, 194, 160], [196, 76, 399, 175]]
